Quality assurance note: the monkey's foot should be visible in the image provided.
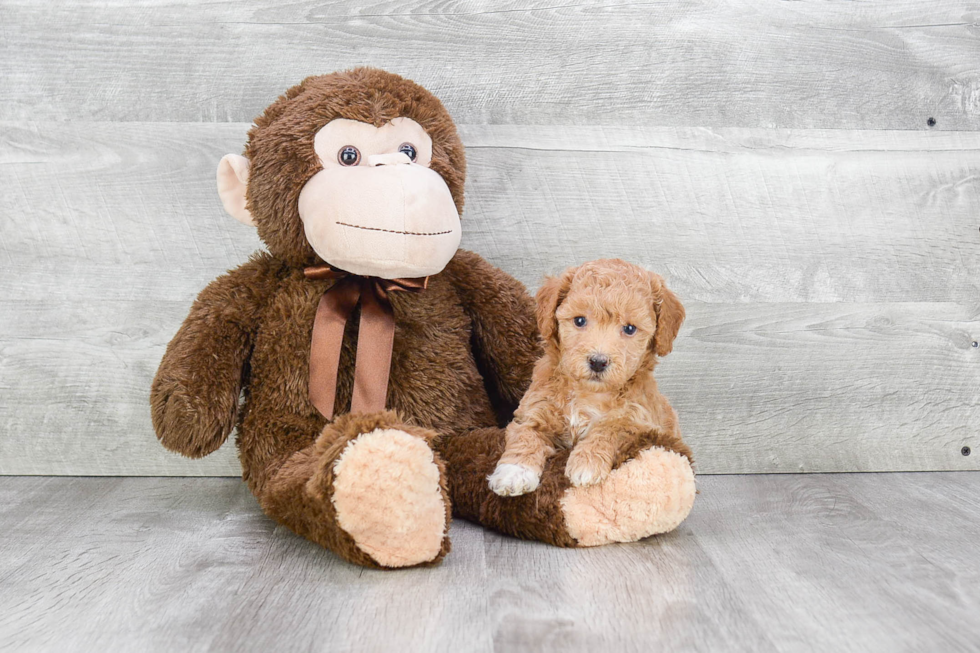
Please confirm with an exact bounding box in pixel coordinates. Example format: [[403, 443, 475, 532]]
[[560, 446, 695, 546], [330, 426, 450, 567]]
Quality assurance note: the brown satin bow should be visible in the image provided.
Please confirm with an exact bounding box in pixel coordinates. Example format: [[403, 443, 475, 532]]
[[304, 264, 428, 420]]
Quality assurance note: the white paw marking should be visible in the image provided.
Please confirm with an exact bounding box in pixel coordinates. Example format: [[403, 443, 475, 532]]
[[488, 463, 541, 496], [567, 464, 605, 488], [566, 452, 610, 487]]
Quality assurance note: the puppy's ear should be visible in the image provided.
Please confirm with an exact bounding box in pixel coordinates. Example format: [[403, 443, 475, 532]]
[[651, 274, 685, 357], [535, 267, 577, 348]]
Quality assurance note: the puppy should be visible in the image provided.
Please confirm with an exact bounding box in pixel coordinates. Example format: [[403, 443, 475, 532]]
[[488, 259, 692, 496]]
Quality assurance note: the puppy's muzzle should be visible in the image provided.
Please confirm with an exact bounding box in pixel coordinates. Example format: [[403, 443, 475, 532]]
[[588, 354, 609, 374]]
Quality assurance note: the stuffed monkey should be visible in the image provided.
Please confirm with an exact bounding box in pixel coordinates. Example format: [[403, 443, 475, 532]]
[[151, 68, 695, 569]]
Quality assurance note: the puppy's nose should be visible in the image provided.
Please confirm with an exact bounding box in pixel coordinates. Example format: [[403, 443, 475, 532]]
[[588, 354, 609, 374]]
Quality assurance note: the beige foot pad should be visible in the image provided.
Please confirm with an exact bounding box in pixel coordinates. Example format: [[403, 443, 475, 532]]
[[331, 428, 447, 567], [561, 446, 695, 547]]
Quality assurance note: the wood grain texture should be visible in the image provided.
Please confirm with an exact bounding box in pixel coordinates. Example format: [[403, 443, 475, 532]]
[[1, 1, 979, 128], [1, 121, 978, 474], [690, 472, 980, 652], [1, 298, 977, 474], [4, 122, 978, 303], [0, 477, 493, 652], [2, 474, 979, 651], [463, 124, 980, 304]]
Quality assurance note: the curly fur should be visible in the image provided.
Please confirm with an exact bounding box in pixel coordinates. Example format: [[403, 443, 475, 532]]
[[491, 260, 692, 495]]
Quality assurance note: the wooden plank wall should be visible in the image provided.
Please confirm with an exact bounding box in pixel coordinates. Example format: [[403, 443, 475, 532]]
[[0, 0, 978, 475]]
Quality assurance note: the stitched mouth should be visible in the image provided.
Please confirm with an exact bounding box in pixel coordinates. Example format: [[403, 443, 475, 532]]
[[336, 221, 453, 236]]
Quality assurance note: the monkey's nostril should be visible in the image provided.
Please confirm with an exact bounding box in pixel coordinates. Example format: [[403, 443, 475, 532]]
[[588, 354, 609, 374], [366, 152, 412, 167]]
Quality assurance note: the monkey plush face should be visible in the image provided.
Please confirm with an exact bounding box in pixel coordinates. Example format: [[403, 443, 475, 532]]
[[214, 68, 466, 277], [297, 117, 460, 278]]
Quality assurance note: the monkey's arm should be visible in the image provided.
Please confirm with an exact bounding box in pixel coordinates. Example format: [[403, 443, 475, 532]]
[[150, 253, 281, 458], [444, 250, 542, 420]]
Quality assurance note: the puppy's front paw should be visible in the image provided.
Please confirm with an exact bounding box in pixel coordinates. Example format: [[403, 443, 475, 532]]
[[566, 453, 611, 487], [488, 463, 541, 496]]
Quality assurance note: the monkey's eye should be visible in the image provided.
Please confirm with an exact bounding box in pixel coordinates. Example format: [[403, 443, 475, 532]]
[[622, 324, 637, 336], [338, 146, 360, 166], [398, 143, 418, 162], [573, 316, 587, 328]]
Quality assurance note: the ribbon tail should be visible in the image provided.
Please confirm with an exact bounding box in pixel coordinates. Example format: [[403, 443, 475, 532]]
[[350, 286, 396, 415], [309, 280, 361, 419]]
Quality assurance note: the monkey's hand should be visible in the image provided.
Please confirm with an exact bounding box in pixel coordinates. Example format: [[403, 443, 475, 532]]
[[150, 254, 279, 458], [151, 368, 240, 459]]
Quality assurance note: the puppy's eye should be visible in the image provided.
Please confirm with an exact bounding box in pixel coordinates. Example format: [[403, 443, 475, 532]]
[[338, 146, 360, 166], [623, 324, 637, 336], [398, 142, 418, 162], [573, 316, 587, 328]]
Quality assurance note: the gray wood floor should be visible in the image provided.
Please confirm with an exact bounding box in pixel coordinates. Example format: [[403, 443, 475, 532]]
[[1, 474, 978, 652]]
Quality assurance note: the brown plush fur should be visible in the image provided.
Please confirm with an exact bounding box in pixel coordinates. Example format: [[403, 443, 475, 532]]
[[244, 68, 466, 269], [495, 260, 692, 492], [152, 69, 548, 568], [151, 69, 690, 567]]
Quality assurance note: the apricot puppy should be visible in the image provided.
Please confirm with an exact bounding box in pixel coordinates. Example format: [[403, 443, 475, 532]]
[[488, 259, 692, 496]]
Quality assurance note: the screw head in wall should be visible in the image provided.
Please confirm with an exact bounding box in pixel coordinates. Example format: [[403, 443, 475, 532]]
[[963, 446, 972, 457]]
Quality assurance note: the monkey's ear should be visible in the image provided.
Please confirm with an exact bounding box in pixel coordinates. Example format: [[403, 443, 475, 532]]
[[651, 274, 685, 358], [535, 267, 577, 349], [216, 154, 256, 227]]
